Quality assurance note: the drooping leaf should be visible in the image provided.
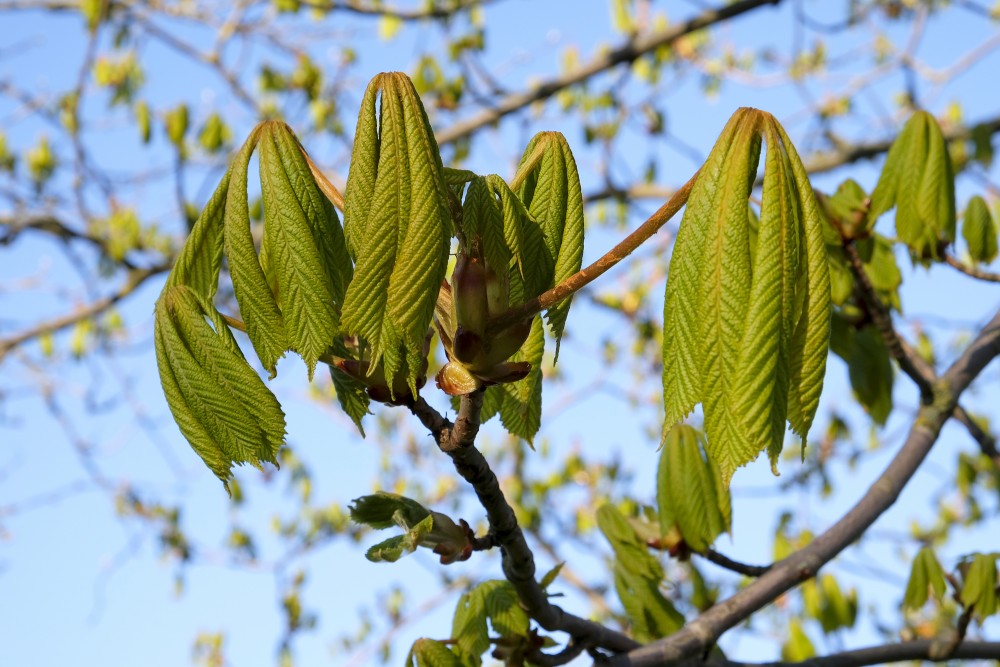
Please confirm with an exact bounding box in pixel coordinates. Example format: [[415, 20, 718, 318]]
[[829, 315, 894, 426], [868, 111, 956, 261], [451, 580, 530, 667], [903, 546, 947, 610], [614, 563, 684, 642], [154, 285, 286, 490], [452, 588, 490, 667], [328, 339, 370, 436], [224, 129, 288, 375], [515, 132, 585, 355], [485, 174, 554, 307], [657, 425, 731, 553], [258, 122, 348, 377], [960, 553, 1000, 620], [962, 195, 998, 265], [662, 108, 830, 485], [598, 504, 684, 642], [341, 72, 451, 391], [498, 315, 545, 443]]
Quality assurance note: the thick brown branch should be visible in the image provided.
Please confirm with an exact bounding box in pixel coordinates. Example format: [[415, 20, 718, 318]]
[[488, 169, 698, 334], [407, 396, 640, 655], [610, 310, 1000, 667], [433, 0, 782, 146], [714, 640, 1000, 667]]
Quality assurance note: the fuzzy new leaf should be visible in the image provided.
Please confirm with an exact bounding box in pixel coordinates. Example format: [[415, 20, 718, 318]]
[[962, 195, 998, 265], [408, 639, 462, 667], [868, 111, 955, 260], [341, 72, 451, 390], [662, 108, 830, 485], [154, 285, 286, 489], [515, 132, 585, 354], [903, 547, 947, 610], [657, 425, 731, 553]]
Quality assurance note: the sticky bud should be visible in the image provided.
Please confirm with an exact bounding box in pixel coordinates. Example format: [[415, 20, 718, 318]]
[[435, 361, 481, 396]]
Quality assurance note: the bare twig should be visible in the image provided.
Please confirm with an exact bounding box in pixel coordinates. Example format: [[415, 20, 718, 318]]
[[944, 253, 1000, 283], [488, 169, 698, 334], [433, 0, 783, 146], [952, 404, 1000, 468], [0, 265, 166, 360], [610, 310, 1000, 666], [699, 549, 771, 578]]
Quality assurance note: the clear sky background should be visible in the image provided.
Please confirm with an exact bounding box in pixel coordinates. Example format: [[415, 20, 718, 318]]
[[2, 2, 1000, 666]]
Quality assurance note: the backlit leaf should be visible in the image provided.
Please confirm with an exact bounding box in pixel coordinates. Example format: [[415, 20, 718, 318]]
[[515, 132, 585, 355], [341, 72, 451, 390], [662, 108, 830, 485], [903, 547, 946, 610]]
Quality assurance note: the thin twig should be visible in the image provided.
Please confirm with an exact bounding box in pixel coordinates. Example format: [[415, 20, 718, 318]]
[[840, 239, 935, 401], [488, 169, 699, 334], [299, 146, 346, 212], [952, 404, 1000, 468], [699, 549, 771, 577], [433, 0, 782, 145], [944, 253, 1000, 283]]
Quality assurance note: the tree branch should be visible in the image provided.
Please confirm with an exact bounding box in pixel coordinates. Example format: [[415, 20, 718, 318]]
[[610, 310, 1000, 666], [714, 640, 1000, 667], [433, 0, 782, 146], [0, 265, 166, 360], [944, 253, 1000, 283], [840, 238, 936, 401], [407, 395, 640, 655], [952, 404, 1000, 468], [698, 549, 771, 577], [488, 169, 698, 334]]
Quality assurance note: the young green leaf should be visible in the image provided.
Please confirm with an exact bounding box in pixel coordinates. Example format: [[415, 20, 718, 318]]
[[903, 546, 947, 610], [657, 425, 731, 553], [598, 504, 684, 640], [450, 580, 530, 666], [960, 552, 1000, 620], [829, 315, 894, 426], [515, 132, 585, 355], [781, 619, 816, 661], [662, 108, 831, 485], [349, 492, 430, 529], [341, 72, 452, 391], [408, 638, 463, 667], [224, 129, 289, 375], [258, 122, 350, 377], [867, 111, 956, 261], [154, 285, 286, 490], [328, 340, 371, 436], [497, 315, 545, 443], [962, 195, 998, 265]]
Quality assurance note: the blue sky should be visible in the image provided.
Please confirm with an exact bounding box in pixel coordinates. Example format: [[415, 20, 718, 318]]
[[2, 1, 1000, 665]]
